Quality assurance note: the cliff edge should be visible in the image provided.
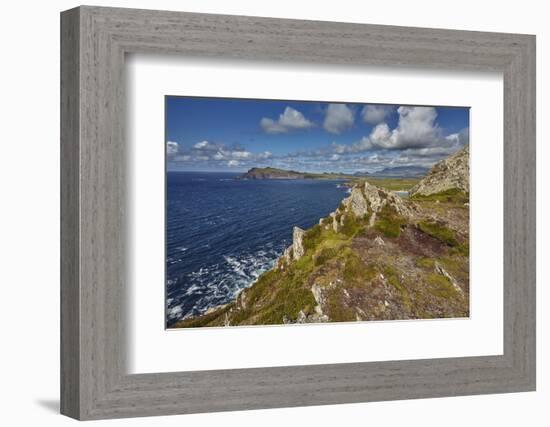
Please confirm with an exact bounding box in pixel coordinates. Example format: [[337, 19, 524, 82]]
[[174, 148, 470, 328]]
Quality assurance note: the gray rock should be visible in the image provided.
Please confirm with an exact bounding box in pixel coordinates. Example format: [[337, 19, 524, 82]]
[[292, 226, 306, 260], [311, 283, 324, 306], [348, 187, 369, 217], [374, 236, 385, 246], [329, 212, 340, 233], [409, 145, 469, 197], [239, 290, 247, 309], [363, 181, 384, 213]]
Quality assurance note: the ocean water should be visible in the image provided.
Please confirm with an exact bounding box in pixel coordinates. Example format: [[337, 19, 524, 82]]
[[166, 171, 349, 326]]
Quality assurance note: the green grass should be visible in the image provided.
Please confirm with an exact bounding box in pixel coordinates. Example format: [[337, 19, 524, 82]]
[[303, 224, 323, 251], [342, 252, 377, 284], [315, 247, 339, 266], [365, 177, 421, 191], [235, 251, 318, 324], [324, 288, 357, 322], [172, 304, 231, 328], [374, 204, 407, 238], [256, 286, 317, 324], [417, 220, 459, 246], [415, 257, 436, 269], [340, 214, 364, 238], [320, 216, 332, 226], [384, 265, 411, 308], [426, 273, 457, 298], [411, 188, 469, 204], [450, 242, 470, 256]]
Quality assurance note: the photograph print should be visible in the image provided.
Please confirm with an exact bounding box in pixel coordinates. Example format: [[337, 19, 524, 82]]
[[166, 97, 470, 328]]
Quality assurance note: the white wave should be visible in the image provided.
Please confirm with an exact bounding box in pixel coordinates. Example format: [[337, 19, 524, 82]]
[[167, 305, 183, 319]]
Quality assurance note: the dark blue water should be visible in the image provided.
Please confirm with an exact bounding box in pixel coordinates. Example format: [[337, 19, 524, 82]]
[[166, 171, 349, 325]]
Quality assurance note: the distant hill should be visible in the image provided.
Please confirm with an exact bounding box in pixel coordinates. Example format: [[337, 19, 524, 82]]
[[239, 167, 354, 180], [239, 167, 307, 179], [371, 166, 429, 178]]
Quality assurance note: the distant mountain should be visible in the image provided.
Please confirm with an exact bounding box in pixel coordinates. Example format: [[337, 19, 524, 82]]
[[371, 166, 429, 178]]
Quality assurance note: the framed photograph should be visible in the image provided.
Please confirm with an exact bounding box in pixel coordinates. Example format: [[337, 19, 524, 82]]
[[164, 96, 471, 329], [61, 6, 536, 420]]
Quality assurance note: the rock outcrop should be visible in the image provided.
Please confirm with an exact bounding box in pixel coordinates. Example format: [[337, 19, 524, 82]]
[[409, 145, 469, 197], [347, 187, 369, 217], [342, 180, 415, 226], [292, 226, 306, 260]]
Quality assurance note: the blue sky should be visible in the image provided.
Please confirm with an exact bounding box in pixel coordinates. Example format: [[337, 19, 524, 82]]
[[166, 96, 469, 173]]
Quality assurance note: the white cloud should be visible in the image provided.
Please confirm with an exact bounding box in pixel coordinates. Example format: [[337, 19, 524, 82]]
[[170, 139, 274, 168], [328, 108, 467, 156], [331, 136, 372, 154], [445, 127, 470, 146], [167, 141, 179, 156], [366, 106, 441, 149], [323, 103, 354, 134], [193, 140, 216, 150], [260, 107, 314, 134], [361, 105, 393, 124]]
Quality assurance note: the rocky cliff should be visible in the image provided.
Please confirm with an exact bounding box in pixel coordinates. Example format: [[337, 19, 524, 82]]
[[409, 145, 469, 197], [174, 150, 470, 328]]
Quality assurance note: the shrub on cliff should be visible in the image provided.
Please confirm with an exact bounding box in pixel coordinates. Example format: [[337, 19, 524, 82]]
[[374, 204, 407, 238]]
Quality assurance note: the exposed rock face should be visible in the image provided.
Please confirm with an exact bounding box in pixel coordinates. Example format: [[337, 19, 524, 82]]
[[330, 212, 340, 233], [347, 187, 369, 217], [409, 145, 469, 197], [342, 181, 415, 225], [292, 226, 306, 260]]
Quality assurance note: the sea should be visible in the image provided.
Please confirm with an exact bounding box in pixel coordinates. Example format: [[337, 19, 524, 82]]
[[166, 171, 349, 326]]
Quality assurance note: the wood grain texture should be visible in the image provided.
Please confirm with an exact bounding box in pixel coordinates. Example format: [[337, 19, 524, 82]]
[[60, 6, 536, 420], [60, 7, 80, 419]]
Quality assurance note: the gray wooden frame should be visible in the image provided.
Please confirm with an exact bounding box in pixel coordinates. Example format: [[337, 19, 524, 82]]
[[60, 5, 536, 421]]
